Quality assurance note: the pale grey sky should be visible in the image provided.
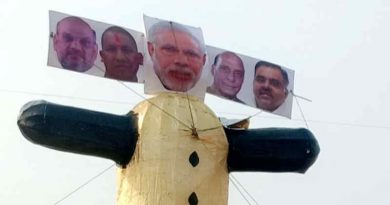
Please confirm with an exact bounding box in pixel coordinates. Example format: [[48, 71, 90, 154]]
[[1, 0, 390, 204]]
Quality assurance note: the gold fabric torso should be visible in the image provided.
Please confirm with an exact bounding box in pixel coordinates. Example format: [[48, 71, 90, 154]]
[[117, 93, 229, 205]]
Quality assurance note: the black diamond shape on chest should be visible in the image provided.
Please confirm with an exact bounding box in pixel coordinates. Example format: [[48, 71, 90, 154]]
[[188, 192, 198, 205], [189, 151, 199, 167]]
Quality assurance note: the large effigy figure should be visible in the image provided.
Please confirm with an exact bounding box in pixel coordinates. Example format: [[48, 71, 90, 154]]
[[18, 93, 319, 205], [21, 13, 320, 205]]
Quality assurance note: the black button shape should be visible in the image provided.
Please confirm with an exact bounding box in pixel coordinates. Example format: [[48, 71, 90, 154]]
[[188, 192, 198, 205], [189, 151, 199, 167]]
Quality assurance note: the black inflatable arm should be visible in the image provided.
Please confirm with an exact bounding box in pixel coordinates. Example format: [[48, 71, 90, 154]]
[[17, 101, 138, 167], [17, 101, 319, 173], [225, 127, 320, 173]]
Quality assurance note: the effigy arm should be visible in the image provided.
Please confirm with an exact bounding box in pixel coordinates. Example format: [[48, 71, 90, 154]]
[[17, 101, 138, 167], [225, 127, 320, 173]]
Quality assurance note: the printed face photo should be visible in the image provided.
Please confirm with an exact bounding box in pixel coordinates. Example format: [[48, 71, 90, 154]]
[[253, 63, 289, 112], [48, 11, 145, 82], [208, 51, 245, 103], [100, 27, 143, 82], [48, 12, 295, 118], [205, 46, 295, 118], [146, 21, 206, 92], [53, 16, 98, 72]]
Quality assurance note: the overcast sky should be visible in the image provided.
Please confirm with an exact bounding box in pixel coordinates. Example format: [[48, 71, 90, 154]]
[[1, 0, 390, 204]]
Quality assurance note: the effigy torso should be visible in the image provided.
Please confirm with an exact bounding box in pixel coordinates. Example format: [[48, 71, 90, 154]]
[[117, 93, 229, 205]]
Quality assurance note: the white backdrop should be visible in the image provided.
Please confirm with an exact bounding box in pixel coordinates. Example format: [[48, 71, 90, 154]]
[[1, 0, 390, 204]]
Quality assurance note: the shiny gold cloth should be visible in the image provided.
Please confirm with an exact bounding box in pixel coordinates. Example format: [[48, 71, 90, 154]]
[[117, 93, 229, 205]]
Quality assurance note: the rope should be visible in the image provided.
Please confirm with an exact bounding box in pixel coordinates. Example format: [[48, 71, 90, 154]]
[[230, 174, 260, 205], [3, 88, 388, 129], [293, 94, 310, 129], [94, 63, 192, 130], [53, 163, 115, 205], [229, 174, 259, 205]]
